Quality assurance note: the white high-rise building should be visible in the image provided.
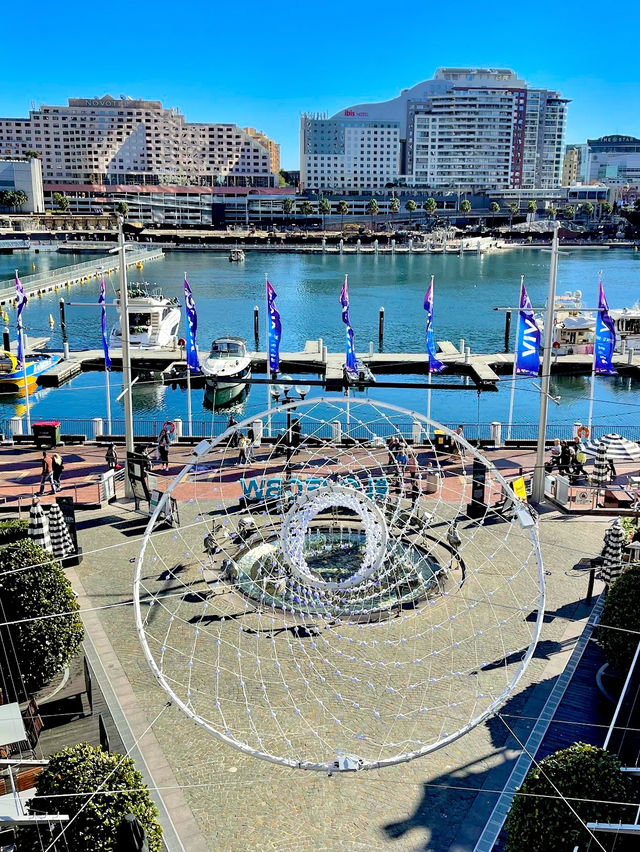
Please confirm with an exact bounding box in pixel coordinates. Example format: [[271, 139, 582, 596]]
[[0, 95, 279, 187], [301, 69, 568, 193]]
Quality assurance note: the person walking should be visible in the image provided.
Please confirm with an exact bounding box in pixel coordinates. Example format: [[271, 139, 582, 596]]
[[572, 438, 588, 479], [105, 443, 118, 470], [51, 452, 64, 491], [238, 433, 248, 466], [157, 428, 170, 472], [558, 440, 573, 476], [38, 451, 57, 495], [228, 415, 239, 448], [547, 438, 561, 472]]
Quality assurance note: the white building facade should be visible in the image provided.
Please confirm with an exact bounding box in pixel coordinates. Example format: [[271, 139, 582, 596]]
[[0, 96, 278, 188], [0, 157, 44, 212], [585, 135, 640, 186], [301, 68, 568, 193]]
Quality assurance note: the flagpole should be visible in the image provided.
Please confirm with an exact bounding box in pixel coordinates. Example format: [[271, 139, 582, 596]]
[[427, 371, 432, 427], [184, 271, 193, 437], [265, 273, 272, 437], [507, 275, 524, 441], [587, 270, 602, 436], [19, 322, 31, 433], [105, 367, 112, 434]]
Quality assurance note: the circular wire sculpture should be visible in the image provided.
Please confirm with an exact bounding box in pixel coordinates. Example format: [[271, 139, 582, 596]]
[[134, 398, 544, 772]]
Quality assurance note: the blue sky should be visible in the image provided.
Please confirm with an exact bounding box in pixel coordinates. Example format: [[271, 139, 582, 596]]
[[3, 0, 638, 168]]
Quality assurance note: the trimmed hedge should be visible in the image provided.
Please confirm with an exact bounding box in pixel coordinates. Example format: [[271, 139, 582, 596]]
[[505, 743, 636, 851], [17, 743, 163, 851], [0, 538, 83, 699], [596, 562, 640, 675], [0, 519, 28, 546]]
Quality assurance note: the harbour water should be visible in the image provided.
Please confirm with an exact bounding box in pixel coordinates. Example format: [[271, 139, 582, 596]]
[[1, 247, 639, 434]]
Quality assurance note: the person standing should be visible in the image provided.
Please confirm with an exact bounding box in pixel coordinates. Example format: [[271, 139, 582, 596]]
[[238, 433, 248, 466], [38, 451, 57, 495], [51, 452, 64, 491], [105, 443, 118, 470], [572, 438, 587, 479], [548, 438, 561, 471], [157, 428, 170, 472], [228, 415, 239, 448]]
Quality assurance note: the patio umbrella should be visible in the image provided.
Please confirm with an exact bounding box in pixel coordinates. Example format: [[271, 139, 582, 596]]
[[47, 502, 74, 559], [591, 442, 610, 487], [600, 517, 626, 586], [115, 814, 149, 852], [584, 433, 640, 461], [27, 497, 52, 553]]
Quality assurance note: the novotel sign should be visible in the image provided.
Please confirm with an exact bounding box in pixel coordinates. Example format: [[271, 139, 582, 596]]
[[241, 475, 388, 502]]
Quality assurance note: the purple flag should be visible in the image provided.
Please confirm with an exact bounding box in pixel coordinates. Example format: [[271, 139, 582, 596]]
[[98, 276, 111, 370], [266, 279, 281, 373], [183, 275, 200, 372], [423, 278, 445, 373], [515, 280, 540, 376], [15, 272, 27, 368], [340, 275, 358, 374], [594, 280, 616, 376]]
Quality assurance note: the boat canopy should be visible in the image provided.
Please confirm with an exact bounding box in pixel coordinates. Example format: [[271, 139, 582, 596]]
[[209, 338, 247, 357], [0, 351, 20, 374], [561, 315, 596, 330]]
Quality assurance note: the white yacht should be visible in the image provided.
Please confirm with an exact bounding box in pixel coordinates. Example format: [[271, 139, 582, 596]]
[[110, 284, 181, 350], [229, 248, 245, 262], [202, 337, 252, 406], [610, 305, 640, 351], [538, 290, 596, 356]]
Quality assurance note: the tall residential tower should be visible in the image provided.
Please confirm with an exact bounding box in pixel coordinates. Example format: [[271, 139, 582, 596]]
[[301, 68, 568, 193]]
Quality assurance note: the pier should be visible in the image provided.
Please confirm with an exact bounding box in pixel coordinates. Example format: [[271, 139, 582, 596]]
[[0, 248, 164, 305]]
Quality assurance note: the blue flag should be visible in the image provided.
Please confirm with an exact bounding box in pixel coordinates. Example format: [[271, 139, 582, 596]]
[[98, 276, 111, 370], [340, 275, 358, 374], [266, 279, 281, 372], [183, 275, 200, 373], [423, 277, 446, 373], [14, 272, 27, 368], [515, 279, 540, 376], [594, 280, 616, 375]]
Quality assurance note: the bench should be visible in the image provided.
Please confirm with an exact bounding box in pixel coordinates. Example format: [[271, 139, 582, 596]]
[[12, 435, 34, 445], [61, 434, 86, 445]]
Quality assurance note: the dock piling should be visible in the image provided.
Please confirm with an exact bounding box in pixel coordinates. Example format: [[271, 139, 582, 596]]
[[378, 307, 385, 348], [59, 298, 69, 359], [504, 310, 511, 352], [459, 338, 465, 355], [2, 326, 9, 353], [253, 305, 259, 347]]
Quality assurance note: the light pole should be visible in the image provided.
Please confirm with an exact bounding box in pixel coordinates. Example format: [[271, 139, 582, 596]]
[[114, 214, 135, 496], [532, 223, 559, 503], [270, 375, 310, 472]]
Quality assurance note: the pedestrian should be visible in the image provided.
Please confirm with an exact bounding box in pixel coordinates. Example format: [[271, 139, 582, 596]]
[[157, 428, 170, 472], [558, 440, 573, 476], [51, 452, 64, 491], [454, 425, 466, 462], [228, 415, 239, 448], [238, 433, 248, 465], [572, 438, 588, 479], [38, 451, 57, 495], [407, 453, 418, 483], [547, 438, 561, 472], [105, 443, 118, 470]]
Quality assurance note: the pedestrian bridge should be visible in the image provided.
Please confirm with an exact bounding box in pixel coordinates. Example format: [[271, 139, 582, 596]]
[[0, 239, 30, 250]]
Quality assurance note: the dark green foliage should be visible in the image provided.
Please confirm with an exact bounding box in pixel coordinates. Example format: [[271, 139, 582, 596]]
[[596, 562, 640, 675], [0, 539, 83, 699], [0, 519, 28, 546], [505, 743, 636, 851], [17, 743, 163, 851]]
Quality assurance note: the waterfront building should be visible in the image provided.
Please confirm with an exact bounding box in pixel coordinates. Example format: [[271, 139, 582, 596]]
[[301, 68, 568, 194], [585, 135, 640, 186], [0, 95, 279, 188], [562, 146, 580, 186], [243, 127, 280, 175], [0, 156, 44, 212]]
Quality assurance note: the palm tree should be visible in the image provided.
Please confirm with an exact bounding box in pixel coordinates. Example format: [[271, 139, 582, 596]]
[[318, 197, 331, 231], [600, 201, 613, 219], [405, 199, 417, 226], [337, 200, 349, 231], [366, 198, 379, 231], [282, 197, 294, 224], [459, 199, 471, 225], [563, 205, 575, 221], [116, 201, 129, 217], [299, 200, 314, 229], [527, 200, 537, 215], [580, 201, 594, 219], [547, 205, 557, 220], [51, 192, 70, 213], [423, 197, 436, 225], [24, 150, 40, 160], [489, 201, 500, 226], [389, 197, 400, 217], [13, 190, 28, 211], [508, 202, 519, 228], [0, 190, 16, 212]]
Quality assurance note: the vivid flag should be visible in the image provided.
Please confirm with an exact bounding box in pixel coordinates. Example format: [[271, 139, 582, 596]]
[[594, 279, 616, 375], [339, 275, 358, 374], [423, 277, 445, 373], [98, 276, 111, 370], [515, 280, 540, 376], [266, 279, 282, 373], [14, 272, 27, 368], [183, 275, 200, 372]]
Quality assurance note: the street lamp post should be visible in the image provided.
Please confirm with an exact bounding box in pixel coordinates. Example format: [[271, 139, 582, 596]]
[[116, 214, 135, 496], [532, 223, 560, 503], [270, 375, 309, 472]]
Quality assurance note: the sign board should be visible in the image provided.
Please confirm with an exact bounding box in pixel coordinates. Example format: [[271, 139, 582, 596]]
[[467, 459, 487, 519], [126, 452, 151, 510], [148, 490, 179, 528], [55, 495, 82, 566], [512, 476, 528, 502]]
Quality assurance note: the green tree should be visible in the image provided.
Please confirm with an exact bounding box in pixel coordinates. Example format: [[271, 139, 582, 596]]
[[366, 198, 379, 230], [115, 200, 129, 217], [13, 189, 28, 211], [0, 190, 17, 211], [318, 197, 331, 231], [337, 200, 349, 230], [563, 204, 575, 220], [507, 202, 519, 227], [547, 205, 557, 220], [596, 561, 640, 674], [459, 199, 471, 224], [580, 201, 594, 218], [505, 743, 636, 852], [489, 201, 500, 225], [52, 191, 70, 212], [405, 199, 417, 225], [527, 200, 537, 216], [600, 200, 613, 217], [423, 196, 437, 224], [389, 197, 400, 216], [299, 200, 314, 225], [17, 743, 163, 852], [0, 539, 84, 701], [24, 149, 40, 160], [281, 197, 294, 221]]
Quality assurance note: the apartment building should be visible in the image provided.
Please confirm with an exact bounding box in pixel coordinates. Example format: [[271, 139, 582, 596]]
[[301, 69, 568, 193], [243, 127, 280, 174], [0, 95, 279, 187]]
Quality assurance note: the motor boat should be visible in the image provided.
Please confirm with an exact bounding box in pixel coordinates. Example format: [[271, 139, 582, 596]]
[[0, 350, 61, 391], [344, 360, 376, 386], [110, 284, 180, 350], [201, 337, 252, 406], [229, 248, 245, 262], [538, 290, 595, 356], [610, 305, 640, 352]]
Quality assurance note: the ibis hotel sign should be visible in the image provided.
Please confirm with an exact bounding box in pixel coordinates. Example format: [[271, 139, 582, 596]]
[[241, 475, 388, 502]]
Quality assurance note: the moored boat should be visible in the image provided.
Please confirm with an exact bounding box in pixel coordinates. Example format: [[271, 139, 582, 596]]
[[202, 337, 252, 406], [610, 305, 640, 352], [538, 290, 595, 355], [229, 248, 245, 262], [0, 350, 61, 390], [110, 284, 180, 350]]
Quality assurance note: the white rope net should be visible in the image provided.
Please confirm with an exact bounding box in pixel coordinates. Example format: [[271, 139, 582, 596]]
[[134, 398, 544, 772]]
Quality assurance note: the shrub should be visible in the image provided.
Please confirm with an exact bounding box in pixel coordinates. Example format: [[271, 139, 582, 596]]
[[0, 519, 28, 546], [0, 538, 83, 700], [17, 743, 163, 851], [596, 562, 640, 675], [505, 743, 636, 851]]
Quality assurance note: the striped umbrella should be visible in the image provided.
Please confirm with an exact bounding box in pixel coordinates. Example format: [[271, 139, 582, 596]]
[[47, 502, 74, 559], [584, 433, 640, 461], [591, 442, 610, 487], [28, 498, 52, 553], [600, 518, 626, 586]]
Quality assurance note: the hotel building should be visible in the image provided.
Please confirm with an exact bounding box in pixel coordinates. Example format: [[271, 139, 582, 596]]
[[585, 135, 640, 186], [0, 95, 279, 188], [301, 68, 568, 193]]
